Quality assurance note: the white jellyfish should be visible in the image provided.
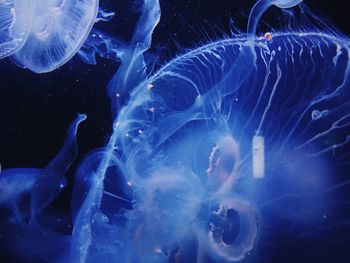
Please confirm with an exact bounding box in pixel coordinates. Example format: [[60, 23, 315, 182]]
[[0, 0, 98, 73], [0, 0, 32, 58]]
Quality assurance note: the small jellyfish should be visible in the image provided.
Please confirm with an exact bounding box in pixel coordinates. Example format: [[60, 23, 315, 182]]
[[1, 0, 99, 73]]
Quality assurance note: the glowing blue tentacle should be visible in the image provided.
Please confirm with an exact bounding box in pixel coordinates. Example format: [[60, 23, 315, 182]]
[[78, 29, 127, 65], [108, 0, 161, 113], [0, 114, 86, 223], [247, 0, 304, 35], [30, 113, 87, 220]]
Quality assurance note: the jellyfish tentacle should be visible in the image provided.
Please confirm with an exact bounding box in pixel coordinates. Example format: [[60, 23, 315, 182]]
[[108, 0, 161, 113], [0, 114, 86, 224], [30, 113, 87, 220], [247, 0, 304, 35], [95, 8, 115, 23], [78, 29, 127, 65]]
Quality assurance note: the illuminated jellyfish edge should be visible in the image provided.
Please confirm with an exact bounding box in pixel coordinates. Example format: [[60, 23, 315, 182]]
[[247, 0, 304, 35], [0, 113, 86, 224], [11, 0, 100, 73], [0, 0, 33, 59]]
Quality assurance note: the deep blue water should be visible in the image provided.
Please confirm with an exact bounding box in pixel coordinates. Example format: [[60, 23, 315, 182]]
[[1, 0, 350, 262]]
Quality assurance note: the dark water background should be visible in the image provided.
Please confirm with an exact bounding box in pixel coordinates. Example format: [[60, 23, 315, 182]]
[[0, 0, 349, 262]]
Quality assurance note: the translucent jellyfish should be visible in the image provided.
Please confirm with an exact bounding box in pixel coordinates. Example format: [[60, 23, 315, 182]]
[[69, 1, 350, 263], [0, 0, 32, 58], [247, 0, 304, 35], [77, 28, 127, 65], [0, 113, 86, 224], [1, 0, 350, 262], [0, 0, 99, 73]]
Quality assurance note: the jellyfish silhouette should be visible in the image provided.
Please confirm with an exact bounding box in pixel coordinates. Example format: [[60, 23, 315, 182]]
[[1, 0, 350, 263], [0, 113, 86, 224], [0, 0, 99, 73]]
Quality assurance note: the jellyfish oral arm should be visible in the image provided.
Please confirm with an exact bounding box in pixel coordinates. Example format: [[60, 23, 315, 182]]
[[107, 0, 161, 111], [78, 29, 127, 65], [247, 0, 304, 35], [0, 114, 86, 223], [95, 8, 115, 23]]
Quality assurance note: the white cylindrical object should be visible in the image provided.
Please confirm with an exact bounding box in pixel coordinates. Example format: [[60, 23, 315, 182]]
[[252, 135, 265, 179]]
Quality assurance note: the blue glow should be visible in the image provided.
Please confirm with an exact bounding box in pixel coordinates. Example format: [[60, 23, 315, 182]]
[[1, 0, 350, 262], [0, 0, 32, 59], [0, 113, 86, 224], [0, 0, 99, 73], [247, 0, 304, 35]]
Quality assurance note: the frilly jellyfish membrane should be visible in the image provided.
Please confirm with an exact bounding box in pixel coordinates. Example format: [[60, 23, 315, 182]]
[[1, 0, 350, 262], [0, 0, 99, 73], [0, 0, 32, 58]]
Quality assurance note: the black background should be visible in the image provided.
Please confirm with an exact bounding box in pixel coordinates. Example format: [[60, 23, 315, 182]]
[[0, 0, 349, 262]]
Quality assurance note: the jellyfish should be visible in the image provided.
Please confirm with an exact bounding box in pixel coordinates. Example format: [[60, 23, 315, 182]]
[[0, 0, 99, 73], [0, 1, 135, 73], [0, 0, 32, 59], [77, 29, 127, 65], [0, 114, 86, 224], [0, 113, 86, 262], [247, 0, 304, 35], [70, 0, 350, 262]]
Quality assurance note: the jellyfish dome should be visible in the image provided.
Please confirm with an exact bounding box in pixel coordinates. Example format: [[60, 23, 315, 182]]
[[1, 0, 99, 73], [81, 10, 350, 263], [116, 32, 349, 259], [0, 0, 32, 58]]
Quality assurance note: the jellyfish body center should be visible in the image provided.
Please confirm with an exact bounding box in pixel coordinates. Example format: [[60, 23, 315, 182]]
[[32, 1, 67, 39]]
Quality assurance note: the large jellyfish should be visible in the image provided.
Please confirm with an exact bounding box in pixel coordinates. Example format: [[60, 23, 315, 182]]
[[70, 1, 350, 263], [0, 0, 99, 73], [1, 0, 350, 262]]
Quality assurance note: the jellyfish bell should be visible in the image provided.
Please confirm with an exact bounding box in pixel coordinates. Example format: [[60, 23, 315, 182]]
[[11, 0, 99, 73], [273, 0, 303, 9], [0, 0, 126, 73], [109, 20, 350, 260], [0, 0, 32, 59]]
